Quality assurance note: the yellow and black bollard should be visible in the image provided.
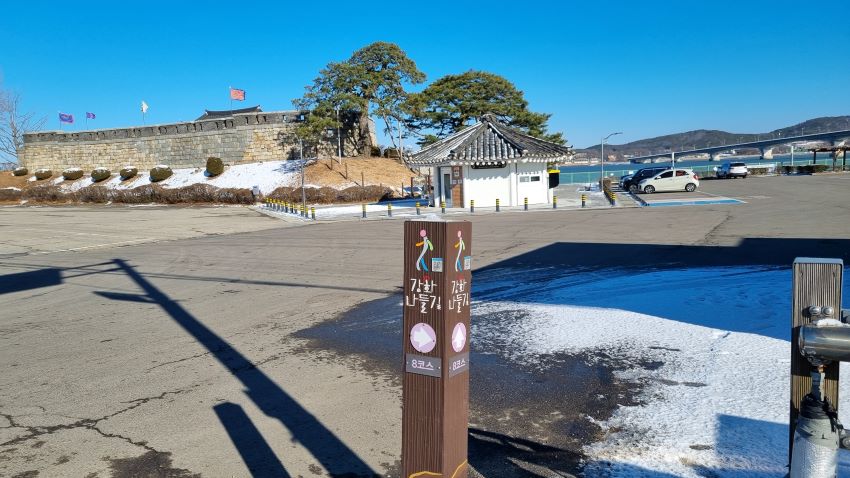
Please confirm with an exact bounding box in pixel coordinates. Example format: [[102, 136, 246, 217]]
[[581, 194, 587, 208], [416, 201, 421, 216], [495, 198, 500, 212], [553, 195, 558, 209], [611, 193, 617, 207], [470, 199, 475, 213], [441, 200, 446, 214], [388, 203, 393, 217], [311, 207, 316, 220], [524, 197, 528, 211], [362, 203, 367, 219]]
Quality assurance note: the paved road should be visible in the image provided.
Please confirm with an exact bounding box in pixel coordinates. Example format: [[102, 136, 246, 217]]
[[0, 174, 848, 477]]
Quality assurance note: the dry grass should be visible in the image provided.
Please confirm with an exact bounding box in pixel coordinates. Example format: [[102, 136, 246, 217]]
[[305, 157, 422, 191], [0, 172, 30, 190], [266, 185, 392, 204]]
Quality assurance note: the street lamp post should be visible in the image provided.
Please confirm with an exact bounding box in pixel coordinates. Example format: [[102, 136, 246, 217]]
[[336, 107, 342, 161], [600, 131, 622, 184]]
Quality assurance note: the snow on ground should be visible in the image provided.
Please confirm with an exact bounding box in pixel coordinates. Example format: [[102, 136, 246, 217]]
[[472, 266, 850, 477], [52, 160, 304, 193]]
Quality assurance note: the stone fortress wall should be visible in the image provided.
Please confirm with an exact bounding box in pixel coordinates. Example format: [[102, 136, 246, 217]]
[[19, 110, 350, 172]]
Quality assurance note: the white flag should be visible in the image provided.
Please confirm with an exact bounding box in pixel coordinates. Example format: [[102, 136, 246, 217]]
[[141, 101, 149, 114]]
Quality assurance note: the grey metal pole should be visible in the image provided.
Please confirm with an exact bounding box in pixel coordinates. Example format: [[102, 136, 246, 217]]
[[300, 138, 306, 217], [600, 138, 604, 184], [336, 108, 342, 160]]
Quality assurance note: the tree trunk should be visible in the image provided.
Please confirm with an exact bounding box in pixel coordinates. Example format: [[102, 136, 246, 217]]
[[359, 109, 372, 154]]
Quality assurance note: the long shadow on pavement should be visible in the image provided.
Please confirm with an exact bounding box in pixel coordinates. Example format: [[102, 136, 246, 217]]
[[106, 259, 377, 477]]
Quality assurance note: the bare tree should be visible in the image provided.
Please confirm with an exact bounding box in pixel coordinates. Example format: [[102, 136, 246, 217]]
[[0, 86, 45, 163]]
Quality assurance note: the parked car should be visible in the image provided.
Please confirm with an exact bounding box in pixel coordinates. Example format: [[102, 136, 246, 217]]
[[638, 168, 700, 193], [716, 162, 748, 179], [620, 167, 668, 193]]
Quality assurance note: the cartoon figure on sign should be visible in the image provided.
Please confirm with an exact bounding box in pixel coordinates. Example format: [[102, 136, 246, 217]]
[[454, 230, 466, 271], [415, 229, 433, 271]]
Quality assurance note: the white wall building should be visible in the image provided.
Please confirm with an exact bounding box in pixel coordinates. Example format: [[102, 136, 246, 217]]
[[406, 115, 571, 208]]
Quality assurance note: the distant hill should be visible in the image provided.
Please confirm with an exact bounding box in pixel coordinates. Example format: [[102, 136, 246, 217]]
[[578, 116, 850, 161]]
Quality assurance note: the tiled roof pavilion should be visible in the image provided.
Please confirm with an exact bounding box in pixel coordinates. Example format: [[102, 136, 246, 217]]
[[406, 114, 572, 167]]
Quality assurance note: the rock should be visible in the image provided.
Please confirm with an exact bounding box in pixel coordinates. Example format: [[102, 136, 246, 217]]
[[62, 168, 84, 180], [34, 169, 53, 180], [119, 166, 138, 180], [91, 167, 111, 182], [12, 167, 28, 176], [150, 165, 173, 182], [206, 157, 224, 176]]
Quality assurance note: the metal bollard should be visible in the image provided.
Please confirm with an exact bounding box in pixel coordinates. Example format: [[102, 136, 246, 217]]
[[524, 197, 528, 211], [581, 194, 587, 208], [496, 198, 500, 212], [470, 200, 474, 213], [311, 207, 315, 220], [362, 203, 367, 219], [416, 201, 421, 216], [553, 195, 558, 209], [441, 200, 446, 214], [388, 203, 393, 217], [611, 193, 617, 206]]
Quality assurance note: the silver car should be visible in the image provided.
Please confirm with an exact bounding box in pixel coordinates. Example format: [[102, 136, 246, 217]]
[[716, 162, 748, 179]]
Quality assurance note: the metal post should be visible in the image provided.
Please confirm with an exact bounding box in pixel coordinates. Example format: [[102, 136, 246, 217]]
[[524, 197, 528, 211], [311, 207, 315, 221], [553, 195, 557, 209], [402, 220, 471, 478], [388, 203, 393, 218], [611, 192, 617, 206], [469, 200, 474, 213], [300, 138, 307, 218], [416, 202, 421, 216], [495, 198, 500, 212], [336, 107, 342, 161], [441, 200, 446, 214], [581, 194, 586, 208], [362, 203, 367, 219]]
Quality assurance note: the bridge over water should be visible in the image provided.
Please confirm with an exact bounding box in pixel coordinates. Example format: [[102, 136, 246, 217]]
[[628, 129, 850, 163]]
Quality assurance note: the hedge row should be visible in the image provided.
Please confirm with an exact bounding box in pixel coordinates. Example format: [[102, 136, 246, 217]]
[[782, 165, 830, 174], [1, 183, 255, 205], [266, 185, 393, 204]]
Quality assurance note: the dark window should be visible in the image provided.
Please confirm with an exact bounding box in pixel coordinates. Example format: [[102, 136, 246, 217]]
[[731, 162, 746, 167], [530, 176, 541, 182], [675, 170, 687, 176], [659, 171, 674, 178]]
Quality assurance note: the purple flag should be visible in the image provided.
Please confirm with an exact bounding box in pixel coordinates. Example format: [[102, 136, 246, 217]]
[[86, 112, 96, 119], [59, 113, 74, 124]]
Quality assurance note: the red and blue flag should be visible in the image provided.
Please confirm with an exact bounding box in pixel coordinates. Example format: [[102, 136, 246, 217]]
[[59, 112, 74, 124]]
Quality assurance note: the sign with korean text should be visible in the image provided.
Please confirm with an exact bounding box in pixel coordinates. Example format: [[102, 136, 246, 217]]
[[402, 220, 471, 478]]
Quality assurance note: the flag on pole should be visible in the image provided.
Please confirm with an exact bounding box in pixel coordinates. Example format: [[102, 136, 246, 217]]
[[86, 112, 96, 119], [229, 87, 245, 101], [141, 101, 149, 114], [59, 112, 74, 124]]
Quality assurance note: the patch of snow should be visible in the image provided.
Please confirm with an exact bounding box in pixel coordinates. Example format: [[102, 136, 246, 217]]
[[472, 266, 850, 477], [63, 167, 83, 172], [2, 187, 21, 191]]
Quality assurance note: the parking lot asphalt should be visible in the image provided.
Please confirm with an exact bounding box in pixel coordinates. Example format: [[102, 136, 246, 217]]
[[0, 173, 848, 477]]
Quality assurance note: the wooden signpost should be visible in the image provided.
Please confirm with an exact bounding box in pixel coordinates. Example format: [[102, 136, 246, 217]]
[[789, 257, 844, 459], [402, 220, 471, 478]]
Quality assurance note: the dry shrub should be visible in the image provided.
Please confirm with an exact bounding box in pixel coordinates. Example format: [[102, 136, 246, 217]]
[[266, 185, 391, 204], [23, 185, 65, 202], [73, 186, 111, 203], [13, 167, 28, 176], [0, 188, 22, 201]]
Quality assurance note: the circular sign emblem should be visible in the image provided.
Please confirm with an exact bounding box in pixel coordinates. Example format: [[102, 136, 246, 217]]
[[410, 323, 437, 353], [451, 322, 467, 352]]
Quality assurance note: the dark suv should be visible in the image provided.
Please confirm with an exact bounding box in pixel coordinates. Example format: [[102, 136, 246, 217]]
[[620, 167, 668, 193]]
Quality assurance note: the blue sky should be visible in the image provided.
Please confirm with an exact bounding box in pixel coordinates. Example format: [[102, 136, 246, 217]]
[[2, 0, 848, 149]]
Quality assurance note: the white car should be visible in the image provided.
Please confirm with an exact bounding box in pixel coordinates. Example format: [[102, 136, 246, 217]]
[[716, 162, 748, 179], [638, 168, 700, 193]]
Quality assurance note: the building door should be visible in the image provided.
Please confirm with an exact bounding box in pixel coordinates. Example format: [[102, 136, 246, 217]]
[[443, 173, 452, 207]]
